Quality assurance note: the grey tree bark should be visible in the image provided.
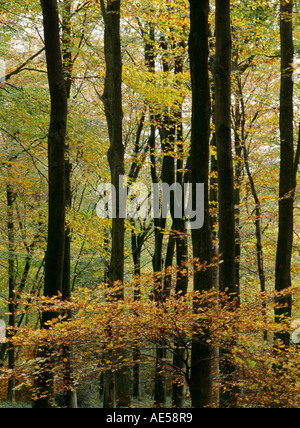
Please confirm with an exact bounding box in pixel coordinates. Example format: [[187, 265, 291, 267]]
[[99, 0, 131, 408], [33, 0, 68, 408], [188, 0, 213, 408], [214, 0, 238, 408], [274, 0, 295, 348]]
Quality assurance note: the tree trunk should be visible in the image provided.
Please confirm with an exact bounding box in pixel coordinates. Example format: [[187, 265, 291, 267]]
[[233, 89, 242, 292], [214, 0, 238, 407], [172, 224, 189, 408], [6, 182, 15, 403], [61, 0, 77, 408], [100, 0, 125, 292], [214, 0, 236, 297], [274, 0, 294, 348], [188, 0, 213, 408], [42, 0, 68, 302], [209, 75, 219, 292], [33, 0, 68, 408], [100, 0, 131, 408], [131, 224, 150, 399], [172, 40, 189, 411]]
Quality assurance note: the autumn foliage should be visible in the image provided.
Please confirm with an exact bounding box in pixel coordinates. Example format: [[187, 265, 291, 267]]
[[0, 281, 298, 407]]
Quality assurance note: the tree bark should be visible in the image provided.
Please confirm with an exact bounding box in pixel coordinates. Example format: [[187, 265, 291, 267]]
[[6, 182, 16, 403], [61, 0, 78, 408], [100, 0, 125, 292], [188, 0, 213, 408], [274, 0, 295, 348], [100, 0, 131, 408], [214, 0, 236, 297], [33, 0, 68, 408], [41, 0, 68, 302], [214, 0, 238, 407]]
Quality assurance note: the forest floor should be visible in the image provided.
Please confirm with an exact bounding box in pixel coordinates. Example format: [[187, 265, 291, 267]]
[[0, 401, 31, 408]]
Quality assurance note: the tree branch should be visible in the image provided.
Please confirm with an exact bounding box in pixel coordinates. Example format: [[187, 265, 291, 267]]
[[2, 47, 45, 82]]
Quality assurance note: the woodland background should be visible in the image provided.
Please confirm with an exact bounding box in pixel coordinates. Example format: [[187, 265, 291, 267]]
[[0, 0, 300, 408]]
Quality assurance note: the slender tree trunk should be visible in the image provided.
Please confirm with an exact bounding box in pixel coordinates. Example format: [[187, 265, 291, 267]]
[[188, 0, 213, 408], [172, 223, 189, 408], [33, 0, 68, 408], [131, 223, 151, 399], [243, 144, 268, 341], [209, 133, 220, 406], [6, 182, 15, 403], [172, 43, 189, 409], [214, 0, 238, 408], [209, 86, 221, 404], [214, 0, 236, 297], [128, 111, 150, 400], [100, 0, 124, 293], [61, 0, 77, 408], [274, 0, 294, 348], [152, 120, 177, 406], [42, 0, 68, 302], [131, 227, 141, 399], [209, 129, 219, 292], [100, 0, 131, 408], [153, 40, 187, 404], [233, 63, 267, 339], [235, 74, 266, 297], [144, 25, 172, 408], [233, 91, 242, 292]]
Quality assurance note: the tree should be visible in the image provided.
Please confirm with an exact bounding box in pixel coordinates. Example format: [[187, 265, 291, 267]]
[[214, 0, 238, 408], [214, 0, 236, 297], [188, 0, 213, 408], [274, 0, 297, 348], [61, 0, 78, 408], [99, 0, 131, 408], [33, 0, 68, 408], [6, 178, 16, 403], [99, 0, 124, 293]]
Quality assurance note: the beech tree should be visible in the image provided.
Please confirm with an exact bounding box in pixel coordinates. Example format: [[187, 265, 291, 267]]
[[33, 0, 68, 409], [214, 0, 236, 297], [99, 0, 131, 408], [214, 0, 238, 408], [188, 0, 213, 408], [274, 0, 299, 348]]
